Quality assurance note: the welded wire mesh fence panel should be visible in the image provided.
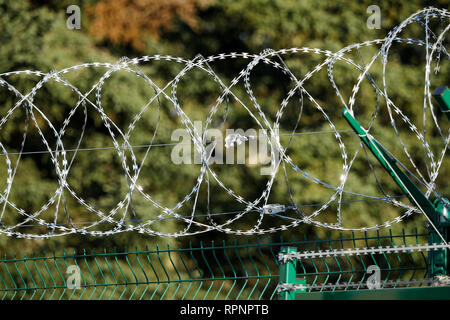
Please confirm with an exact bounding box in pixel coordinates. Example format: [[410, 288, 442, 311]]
[[0, 228, 441, 300], [286, 229, 432, 293], [0, 238, 282, 300], [276, 228, 450, 300]]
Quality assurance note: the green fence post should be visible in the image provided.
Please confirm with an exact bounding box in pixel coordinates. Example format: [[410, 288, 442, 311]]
[[342, 106, 450, 280], [428, 199, 450, 278], [432, 86, 450, 121], [278, 247, 306, 300], [431, 87, 450, 278]]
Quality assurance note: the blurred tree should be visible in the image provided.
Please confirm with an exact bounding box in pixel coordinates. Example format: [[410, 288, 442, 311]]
[[0, 0, 449, 299], [86, 0, 212, 51]]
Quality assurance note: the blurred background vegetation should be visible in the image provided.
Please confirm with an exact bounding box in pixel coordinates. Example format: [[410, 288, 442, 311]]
[[0, 0, 449, 299]]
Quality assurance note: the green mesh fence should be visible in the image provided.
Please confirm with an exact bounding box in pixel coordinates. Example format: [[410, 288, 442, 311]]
[[0, 228, 448, 300]]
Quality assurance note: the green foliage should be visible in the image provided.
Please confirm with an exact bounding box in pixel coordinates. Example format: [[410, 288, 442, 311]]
[[0, 0, 448, 299]]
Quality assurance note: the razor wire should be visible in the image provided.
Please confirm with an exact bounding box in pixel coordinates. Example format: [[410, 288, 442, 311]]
[[276, 279, 450, 294], [0, 7, 449, 239], [277, 242, 450, 262]]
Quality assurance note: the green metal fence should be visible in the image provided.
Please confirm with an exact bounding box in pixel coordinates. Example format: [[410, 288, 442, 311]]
[[0, 228, 448, 300], [0, 239, 281, 300], [277, 229, 450, 300]]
